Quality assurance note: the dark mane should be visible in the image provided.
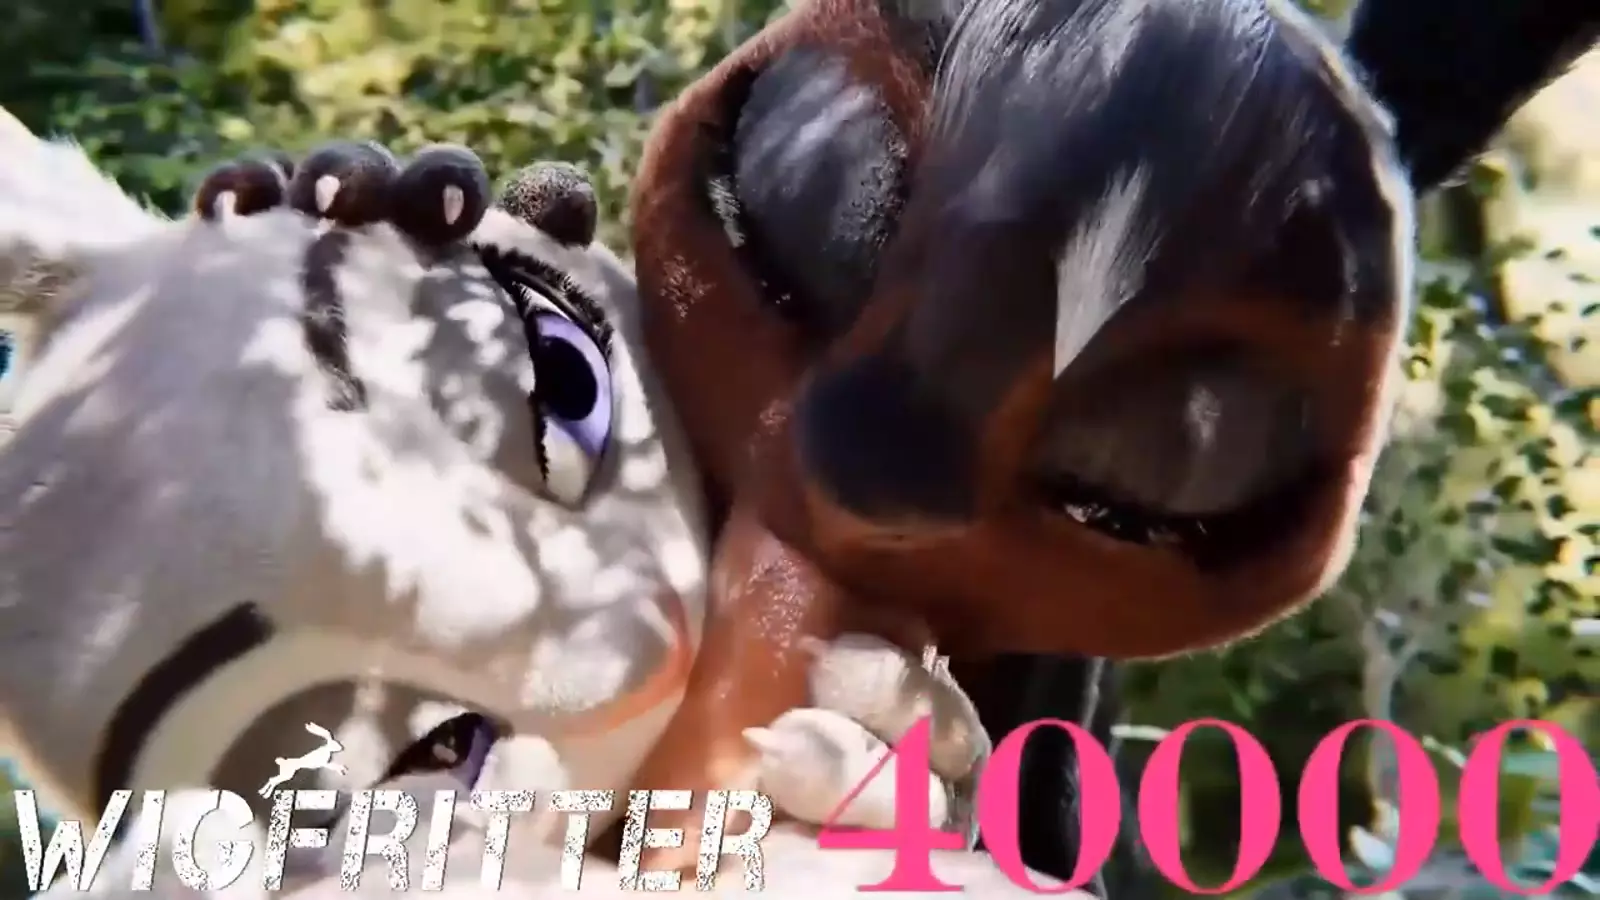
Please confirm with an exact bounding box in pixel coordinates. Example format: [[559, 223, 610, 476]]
[[893, 0, 1405, 391]]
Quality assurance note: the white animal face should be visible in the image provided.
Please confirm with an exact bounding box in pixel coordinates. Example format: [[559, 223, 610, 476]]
[[0, 128, 708, 840]]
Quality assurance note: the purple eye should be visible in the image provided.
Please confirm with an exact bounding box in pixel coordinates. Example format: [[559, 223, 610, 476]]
[[531, 311, 613, 505], [378, 712, 505, 788]]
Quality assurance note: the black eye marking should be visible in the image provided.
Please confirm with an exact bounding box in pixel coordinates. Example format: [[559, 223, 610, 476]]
[[696, 65, 804, 324], [94, 604, 276, 810], [694, 49, 908, 342], [299, 231, 369, 412], [730, 46, 907, 339]]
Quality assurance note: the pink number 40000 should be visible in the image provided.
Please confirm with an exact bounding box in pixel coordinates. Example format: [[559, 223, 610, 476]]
[[814, 717, 1600, 895]]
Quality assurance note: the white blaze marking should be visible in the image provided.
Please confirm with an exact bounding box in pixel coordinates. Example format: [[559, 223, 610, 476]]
[[1052, 168, 1155, 377]]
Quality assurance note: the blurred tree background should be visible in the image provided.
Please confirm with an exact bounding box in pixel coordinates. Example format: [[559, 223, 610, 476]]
[[0, 0, 1595, 897]]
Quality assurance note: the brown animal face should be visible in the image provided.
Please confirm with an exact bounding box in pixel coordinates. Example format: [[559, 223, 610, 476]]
[[633, 0, 1416, 660]]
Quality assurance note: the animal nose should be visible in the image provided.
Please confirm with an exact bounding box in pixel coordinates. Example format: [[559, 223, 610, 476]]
[[793, 352, 979, 522]]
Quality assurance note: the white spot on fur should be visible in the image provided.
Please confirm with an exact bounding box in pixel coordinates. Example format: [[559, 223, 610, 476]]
[[314, 175, 341, 213], [1052, 169, 1155, 376], [443, 186, 465, 226], [705, 177, 744, 248]]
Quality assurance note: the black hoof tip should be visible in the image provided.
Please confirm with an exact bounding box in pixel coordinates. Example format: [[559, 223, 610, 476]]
[[390, 144, 493, 246], [287, 140, 400, 226], [192, 158, 289, 221], [497, 162, 597, 247]]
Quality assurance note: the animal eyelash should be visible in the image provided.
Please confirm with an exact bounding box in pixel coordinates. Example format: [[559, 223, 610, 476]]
[[475, 244, 614, 356], [528, 384, 551, 482]]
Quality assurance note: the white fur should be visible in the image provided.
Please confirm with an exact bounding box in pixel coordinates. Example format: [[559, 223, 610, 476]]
[[802, 633, 987, 781], [1052, 169, 1154, 376], [0, 116, 709, 845], [746, 707, 948, 829], [29, 635, 1008, 898], [0, 107, 164, 262], [0, 113, 1024, 896]]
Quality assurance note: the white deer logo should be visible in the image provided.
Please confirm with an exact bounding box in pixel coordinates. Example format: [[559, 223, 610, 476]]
[[257, 722, 348, 797]]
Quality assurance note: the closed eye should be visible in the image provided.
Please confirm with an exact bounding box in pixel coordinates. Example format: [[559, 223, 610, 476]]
[[1034, 346, 1326, 569]]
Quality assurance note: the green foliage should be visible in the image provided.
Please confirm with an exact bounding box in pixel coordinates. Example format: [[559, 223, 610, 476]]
[[7, 0, 786, 246], [1, 2, 1595, 898], [1124, 198, 1599, 896], [1285, 738, 1600, 899]]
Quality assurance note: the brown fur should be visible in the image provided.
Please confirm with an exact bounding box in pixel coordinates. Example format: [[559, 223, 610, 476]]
[[625, 0, 1413, 856], [631, 0, 933, 508]]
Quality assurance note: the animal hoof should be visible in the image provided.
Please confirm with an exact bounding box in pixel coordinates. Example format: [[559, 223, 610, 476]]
[[192, 157, 289, 221], [287, 140, 400, 226], [389, 144, 493, 246], [497, 161, 598, 246]]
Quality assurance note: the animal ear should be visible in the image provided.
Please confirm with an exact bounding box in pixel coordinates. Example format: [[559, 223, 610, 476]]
[[1343, 0, 1600, 192], [0, 108, 166, 431], [0, 107, 164, 268], [0, 106, 165, 368]]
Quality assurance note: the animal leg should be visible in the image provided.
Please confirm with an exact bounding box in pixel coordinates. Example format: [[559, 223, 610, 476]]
[[189, 141, 492, 246], [748, 634, 990, 846], [610, 503, 915, 873]]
